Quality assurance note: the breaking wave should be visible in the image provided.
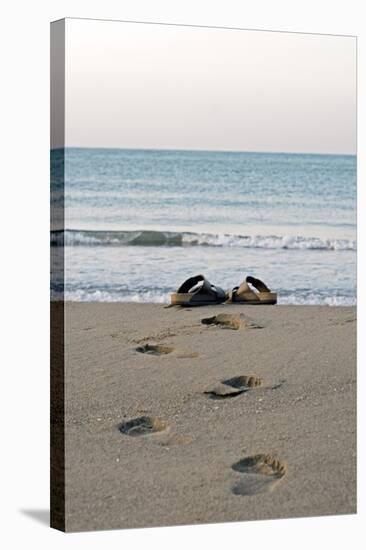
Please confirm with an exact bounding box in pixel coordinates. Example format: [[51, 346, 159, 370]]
[[51, 229, 356, 251], [51, 288, 356, 306]]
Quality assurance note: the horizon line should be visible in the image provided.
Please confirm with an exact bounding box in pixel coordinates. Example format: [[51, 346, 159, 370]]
[[51, 146, 356, 157]]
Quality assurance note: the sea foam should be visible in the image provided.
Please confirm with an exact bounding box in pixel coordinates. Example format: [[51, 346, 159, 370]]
[[51, 229, 356, 251]]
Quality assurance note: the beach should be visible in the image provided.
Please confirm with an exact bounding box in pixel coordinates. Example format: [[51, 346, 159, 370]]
[[52, 148, 356, 307], [63, 303, 356, 531]]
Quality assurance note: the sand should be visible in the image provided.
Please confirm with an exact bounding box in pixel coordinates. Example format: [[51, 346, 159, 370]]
[[62, 303, 356, 531]]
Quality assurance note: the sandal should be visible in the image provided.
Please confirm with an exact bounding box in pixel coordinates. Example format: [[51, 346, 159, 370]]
[[171, 274, 226, 306], [226, 276, 277, 305]]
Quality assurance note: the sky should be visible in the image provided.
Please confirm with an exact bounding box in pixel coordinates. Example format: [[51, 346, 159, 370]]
[[61, 18, 356, 154]]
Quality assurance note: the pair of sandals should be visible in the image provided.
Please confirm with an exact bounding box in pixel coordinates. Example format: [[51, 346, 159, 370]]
[[171, 274, 277, 306]]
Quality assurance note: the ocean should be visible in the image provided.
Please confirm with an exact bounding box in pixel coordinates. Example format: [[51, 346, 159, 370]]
[[51, 148, 356, 305]]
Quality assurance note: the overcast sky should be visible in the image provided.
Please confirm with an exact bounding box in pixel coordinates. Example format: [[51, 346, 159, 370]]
[[63, 18, 356, 154]]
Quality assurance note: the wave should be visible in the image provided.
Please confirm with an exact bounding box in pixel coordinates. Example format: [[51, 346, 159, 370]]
[[278, 294, 356, 306], [51, 229, 356, 251], [51, 288, 356, 306], [51, 289, 168, 303]]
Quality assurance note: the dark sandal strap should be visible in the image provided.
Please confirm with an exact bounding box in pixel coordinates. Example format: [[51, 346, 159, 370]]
[[177, 274, 207, 294], [177, 275, 226, 303], [246, 276, 271, 293]]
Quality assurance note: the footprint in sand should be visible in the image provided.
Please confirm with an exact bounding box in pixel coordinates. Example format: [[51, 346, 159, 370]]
[[225, 375, 263, 389], [119, 416, 168, 436], [118, 416, 192, 446], [135, 343, 174, 355], [201, 313, 262, 331], [135, 343, 199, 359], [231, 454, 287, 495], [205, 375, 263, 399]]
